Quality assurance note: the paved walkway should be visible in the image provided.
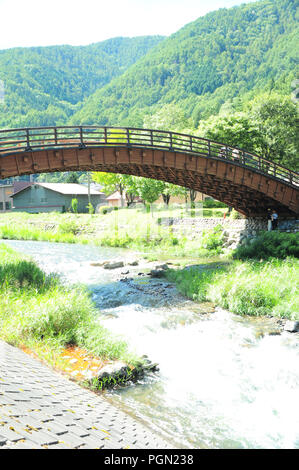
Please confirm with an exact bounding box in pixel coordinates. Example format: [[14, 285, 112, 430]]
[[0, 340, 172, 449]]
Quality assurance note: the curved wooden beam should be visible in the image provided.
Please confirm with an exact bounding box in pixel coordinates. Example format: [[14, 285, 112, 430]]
[[0, 126, 298, 216]]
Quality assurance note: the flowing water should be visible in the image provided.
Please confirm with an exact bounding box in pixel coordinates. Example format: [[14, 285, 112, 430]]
[[3, 239, 299, 449]]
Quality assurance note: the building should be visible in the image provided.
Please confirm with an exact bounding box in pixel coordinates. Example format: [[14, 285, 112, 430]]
[[0, 184, 13, 212], [106, 191, 143, 207], [106, 190, 207, 207], [12, 183, 107, 213]]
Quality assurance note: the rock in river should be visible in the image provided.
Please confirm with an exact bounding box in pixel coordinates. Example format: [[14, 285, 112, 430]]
[[284, 321, 299, 333], [103, 261, 124, 270]]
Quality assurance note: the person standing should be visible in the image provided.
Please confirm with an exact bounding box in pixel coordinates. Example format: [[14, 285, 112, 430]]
[[271, 210, 278, 230], [267, 208, 272, 231]]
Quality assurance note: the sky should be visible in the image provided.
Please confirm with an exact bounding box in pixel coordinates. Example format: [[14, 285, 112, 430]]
[[0, 0, 256, 50]]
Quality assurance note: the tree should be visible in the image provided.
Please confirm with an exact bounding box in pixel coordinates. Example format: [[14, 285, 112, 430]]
[[196, 112, 259, 152], [66, 172, 79, 183], [249, 93, 299, 170], [71, 198, 78, 213], [143, 103, 194, 132], [134, 178, 164, 205], [160, 182, 186, 206]]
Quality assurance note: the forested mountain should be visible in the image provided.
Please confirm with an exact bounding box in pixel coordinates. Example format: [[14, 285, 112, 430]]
[[72, 0, 298, 127], [0, 36, 164, 127], [0, 0, 298, 175]]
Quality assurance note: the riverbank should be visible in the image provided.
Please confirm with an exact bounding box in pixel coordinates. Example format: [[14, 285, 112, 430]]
[[2, 239, 299, 449], [0, 243, 150, 390], [0, 209, 228, 259], [1, 211, 298, 322], [165, 257, 299, 321]]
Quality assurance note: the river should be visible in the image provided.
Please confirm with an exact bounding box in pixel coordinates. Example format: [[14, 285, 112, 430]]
[[3, 239, 299, 449]]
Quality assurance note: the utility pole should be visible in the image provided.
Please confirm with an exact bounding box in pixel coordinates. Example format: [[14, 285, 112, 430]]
[[88, 172, 91, 206]]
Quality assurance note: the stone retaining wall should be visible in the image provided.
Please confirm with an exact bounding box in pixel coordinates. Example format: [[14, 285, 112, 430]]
[[159, 217, 299, 250]]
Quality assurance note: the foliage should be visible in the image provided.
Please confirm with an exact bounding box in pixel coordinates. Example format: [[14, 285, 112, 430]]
[[72, 0, 298, 129], [66, 172, 79, 183], [248, 92, 299, 170], [0, 36, 164, 128], [199, 225, 224, 253], [203, 199, 228, 208], [86, 202, 95, 215], [0, 243, 139, 365], [166, 257, 299, 319], [58, 220, 80, 235], [233, 231, 299, 259], [71, 198, 78, 213]]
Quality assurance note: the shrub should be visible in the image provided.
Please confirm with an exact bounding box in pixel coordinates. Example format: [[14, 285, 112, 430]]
[[86, 202, 95, 214], [58, 220, 80, 235], [100, 205, 112, 214], [71, 198, 78, 213], [233, 231, 299, 260], [200, 224, 224, 253], [230, 209, 242, 219], [203, 199, 228, 208]]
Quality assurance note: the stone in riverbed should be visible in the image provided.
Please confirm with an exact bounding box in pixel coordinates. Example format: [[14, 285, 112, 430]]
[[284, 321, 299, 333], [128, 260, 139, 266], [150, 269, 165, 278], [103, 261, 124, 270]]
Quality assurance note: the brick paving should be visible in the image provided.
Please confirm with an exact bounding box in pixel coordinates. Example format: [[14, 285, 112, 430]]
[[0, 340, 172, 449]]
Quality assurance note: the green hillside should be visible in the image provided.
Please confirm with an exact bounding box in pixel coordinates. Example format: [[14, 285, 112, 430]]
[[72, 0, 298, 127], [0, 36, 164, 128]]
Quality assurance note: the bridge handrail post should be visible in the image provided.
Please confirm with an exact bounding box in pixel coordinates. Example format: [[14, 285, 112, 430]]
[[54, 127, 58, 146], [189, 135, 193, 152], [127, 128, 131, 146], [104, 127, 107, 144], [226, 145, 229, 160], [25, 128, 31, 150], [208, 140, 211, 157], [169, 132, 173, 150], [150, 129, 154, 147]]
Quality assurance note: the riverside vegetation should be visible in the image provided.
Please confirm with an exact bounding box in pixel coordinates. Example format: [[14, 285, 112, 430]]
[[0, 243, 142, 384], [0, 208, 298, 321], [0, 208, 298, 391]]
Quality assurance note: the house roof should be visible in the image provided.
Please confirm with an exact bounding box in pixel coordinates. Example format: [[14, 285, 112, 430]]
[[106, 191, 122, 200], [13, 183, 105, 197]]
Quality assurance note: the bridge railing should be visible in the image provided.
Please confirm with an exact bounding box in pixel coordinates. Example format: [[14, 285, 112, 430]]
[[0, 126, 298, 187]]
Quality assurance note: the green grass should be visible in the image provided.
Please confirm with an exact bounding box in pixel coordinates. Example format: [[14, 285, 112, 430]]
[[0, 209, 227, 259], [233, 231, 299, 259], [0, 243, 139, 368], [165, 257, 299, 320]]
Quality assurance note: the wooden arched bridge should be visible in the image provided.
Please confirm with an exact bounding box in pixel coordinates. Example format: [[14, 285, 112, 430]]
[[0, 125, 298, 217]]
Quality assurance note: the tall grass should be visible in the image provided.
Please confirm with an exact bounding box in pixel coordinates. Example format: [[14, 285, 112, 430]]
[[0, 243, 138, 366], [233, 231, 299, 259], [166, 257, 299, 320], [0, 209, 227, 259]]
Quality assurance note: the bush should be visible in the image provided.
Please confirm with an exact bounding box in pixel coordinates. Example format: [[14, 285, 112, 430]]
[[58, 220, 80, 235], [233, 231, 299, 260], [200, 224, 224, 253], [100, 205, 113, 214], [230, 209, 242, 219], [71, 198, 78, 213], [203, 199, 228, 208]]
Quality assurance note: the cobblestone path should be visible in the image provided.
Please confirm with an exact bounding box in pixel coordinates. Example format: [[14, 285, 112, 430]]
[[0, 340, 172, 449]]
